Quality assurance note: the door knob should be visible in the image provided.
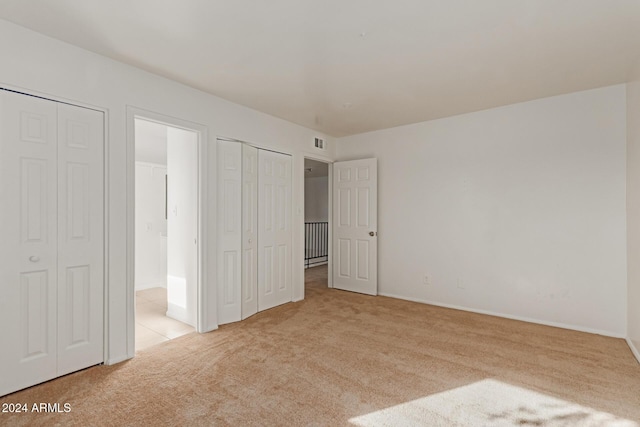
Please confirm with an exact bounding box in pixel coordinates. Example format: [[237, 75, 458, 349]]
[[29, 256, 40, 263], [369, 231, 376, 237]]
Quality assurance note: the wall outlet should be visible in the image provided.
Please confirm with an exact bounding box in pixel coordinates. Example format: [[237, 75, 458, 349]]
[[457, 279, 465, 290]]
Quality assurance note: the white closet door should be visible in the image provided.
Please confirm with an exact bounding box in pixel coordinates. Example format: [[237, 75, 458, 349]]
[[217, 140, 242, 324], [241, 144, 258, 319], [0, 91, 104, 397], [258, 150, 292, 311], [0, 91, 59, 396], [56, 103, 104, 376]]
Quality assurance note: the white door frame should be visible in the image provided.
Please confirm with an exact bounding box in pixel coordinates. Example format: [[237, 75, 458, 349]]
[[126, 106, 208, 357], [0, 83, 111, 368], [302, 156, 333, 290]]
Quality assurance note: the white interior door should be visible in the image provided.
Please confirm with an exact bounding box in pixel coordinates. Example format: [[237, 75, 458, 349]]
[[241, 144, 258, 319], [217, 140, 242, 324], [0, 91, 58, 396], [258, 149, 292, 311], [332, 158, 378, 295], [218, 142, 294, 323], [56, 103, 104, 376], [0, 90, 104, 396]]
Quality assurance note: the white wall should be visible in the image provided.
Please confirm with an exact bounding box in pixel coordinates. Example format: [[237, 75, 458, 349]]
[[627, 59, 640, 361], [0, 19, 334, 363], [166, 128, 198, 326], [304, 176, 328, 222], [134, 162, 167, 290], [135, 119, 169, 164], [336, 85, 627, 337]]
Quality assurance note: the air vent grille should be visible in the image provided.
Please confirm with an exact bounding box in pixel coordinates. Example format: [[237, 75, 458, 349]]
[[314, 137, 325, 150]]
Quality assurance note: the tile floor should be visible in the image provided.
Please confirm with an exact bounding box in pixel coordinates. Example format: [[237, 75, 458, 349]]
[[135, 287, 195, 352]]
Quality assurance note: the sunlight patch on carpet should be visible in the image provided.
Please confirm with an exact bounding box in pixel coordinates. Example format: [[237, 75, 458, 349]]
[[349, 379, 637, 426]]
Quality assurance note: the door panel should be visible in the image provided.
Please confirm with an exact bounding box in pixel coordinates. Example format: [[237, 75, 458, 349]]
[[258, 150, 292, 311], [338, 239, 351, 277], [56, 103, 104, 376], [0, 91, 58, 396], [217, 141, 242, 324], [21, 270, 51, 358], [64, 266, 91, 345], [241, 144, 258, 319], [22, 159, 49, 241], [356, 240, 370, 280], [332, 158, 378, 295]]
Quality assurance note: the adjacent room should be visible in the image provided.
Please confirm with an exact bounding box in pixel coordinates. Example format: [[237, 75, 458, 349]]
[[0, 1, 640, 425], [134, 118, 197, 351]]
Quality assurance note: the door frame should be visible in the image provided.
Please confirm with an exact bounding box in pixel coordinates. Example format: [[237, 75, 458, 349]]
[[302, 156, 333, 290], [126, 106, 209, 357], [0, 83, 111, 367]]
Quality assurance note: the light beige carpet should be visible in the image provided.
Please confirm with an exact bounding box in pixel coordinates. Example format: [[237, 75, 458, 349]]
[[1, 265, 639, 426]]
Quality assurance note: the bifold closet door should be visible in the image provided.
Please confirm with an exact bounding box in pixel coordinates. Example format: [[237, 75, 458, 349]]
[[217, 142, 292, 324], [0, 90, 104, 396], [217, 140, 242, 324], [0, 91, 58, 396], [257, 149, 292, 311], [56, 103, 104, 376], [241, 144, 258, 319]]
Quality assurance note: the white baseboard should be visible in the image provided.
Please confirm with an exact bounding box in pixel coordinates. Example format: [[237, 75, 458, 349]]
[[378, 292, 624, 339], [166, 304, 194, 327], [304, 261, 328, 269], [627, 338, 640, 365]]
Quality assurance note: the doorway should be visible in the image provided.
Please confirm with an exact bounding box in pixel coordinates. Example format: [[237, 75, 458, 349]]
[[133, 118, 198, 351], [304, 158, 330, 290]]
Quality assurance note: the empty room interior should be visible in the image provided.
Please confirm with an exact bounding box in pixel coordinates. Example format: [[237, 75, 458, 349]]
[[1, 1, 640, 425]]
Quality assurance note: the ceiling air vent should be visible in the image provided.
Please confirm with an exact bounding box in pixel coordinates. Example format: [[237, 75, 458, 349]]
[[314, 137, 325, 150]]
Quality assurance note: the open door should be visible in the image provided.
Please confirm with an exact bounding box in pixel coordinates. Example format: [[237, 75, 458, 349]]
[[332, 158, 377, 295]]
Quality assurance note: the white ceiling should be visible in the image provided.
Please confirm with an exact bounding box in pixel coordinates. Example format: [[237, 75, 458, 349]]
[[2, 1, 640, 137]]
